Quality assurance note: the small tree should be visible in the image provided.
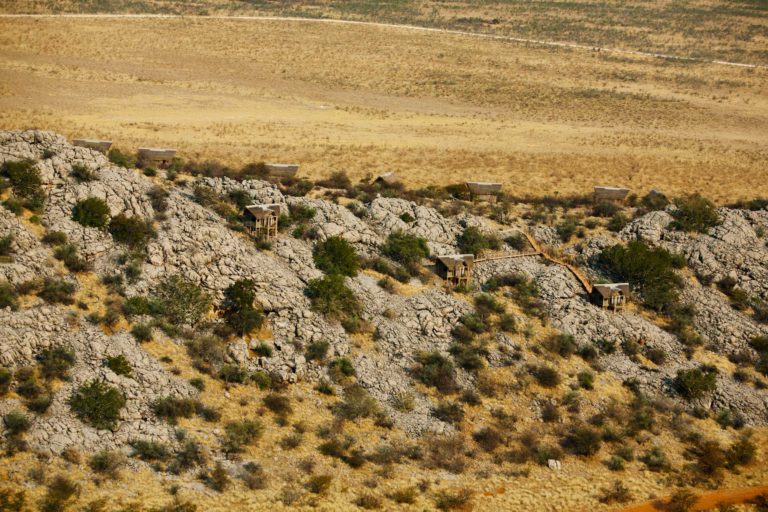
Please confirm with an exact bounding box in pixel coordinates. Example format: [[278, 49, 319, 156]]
[[37, 344, 76, 380], [218, 278, 264, 336], [381, 232, 430, 266], [72, 197, 110, 228], [2, 159, 45, 211], [155, 275, 212, 327], [456, 226, 500, 255], [313, 236, 359, 276], [305, 274, 362, 323], [108, 214, 156, 248], [674, 368, 717, 400], [671, 194, 720, 233], [69, 380, 126, 430]]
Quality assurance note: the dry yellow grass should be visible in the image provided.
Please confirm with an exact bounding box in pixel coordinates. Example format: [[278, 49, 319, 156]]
[[0, 17, 766, 202]]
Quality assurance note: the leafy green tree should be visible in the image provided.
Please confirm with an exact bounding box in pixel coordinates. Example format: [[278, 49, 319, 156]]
[[1, 159, 45, 211], [671, 194, 721, 233], [72, 197, 110, 228], [381, 231, 430, 265], [457, 226, 500, 255], [313, 236, 359, 276], [598, 240, 684, 311], [305, 274, 362, 323], [218, 278, 264, 336], [108, 214, 156, 248], [674, 367, 717, 400], [155, 275, 212, 327], [69, 380, 126, 430]]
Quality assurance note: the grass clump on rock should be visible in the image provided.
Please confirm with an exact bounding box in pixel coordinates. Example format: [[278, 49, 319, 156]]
[[72, 197, 110, 228]]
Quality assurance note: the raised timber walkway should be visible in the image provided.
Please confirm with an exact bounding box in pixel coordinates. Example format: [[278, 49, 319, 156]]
[[474, 230, 593, 294]]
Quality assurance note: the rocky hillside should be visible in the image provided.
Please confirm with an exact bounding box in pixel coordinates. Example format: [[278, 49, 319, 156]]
[[1, 130, 767, 511]]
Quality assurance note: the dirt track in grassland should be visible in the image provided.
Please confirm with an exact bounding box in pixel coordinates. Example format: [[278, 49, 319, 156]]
[[620, 485, 768, 512]]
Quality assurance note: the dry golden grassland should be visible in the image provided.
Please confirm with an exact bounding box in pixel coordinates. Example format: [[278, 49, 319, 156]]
[[0, 16, 766, 202]]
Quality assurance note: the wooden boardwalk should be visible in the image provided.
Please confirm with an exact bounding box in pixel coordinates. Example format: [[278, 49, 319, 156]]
[[474, 230, 593, 294]]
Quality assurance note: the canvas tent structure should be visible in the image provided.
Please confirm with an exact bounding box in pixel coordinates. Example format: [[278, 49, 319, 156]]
[[243, 204, 281, 240], [435, 254, 474, 286], [466, 182, 502, 203], [137, 147, 177, 168], [73, 139, 112, 153], [593, 186, 630, 204], [266, 164, 299, 179], [590, 283, 630, 311]]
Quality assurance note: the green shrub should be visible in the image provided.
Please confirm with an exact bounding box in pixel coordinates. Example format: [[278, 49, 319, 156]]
[[561, 425, 602, 456], [598, 240, 683, 311], [171, 440, 207, 473], [152, 396, 197, 423], [305, 274, 362, 323], [108, 214, 156, 248], [252, 342, 272, 357], [671, 194, 720, 233], [432, 401, 464, 424], [38, 344, 76, 380], [639, 446, 670, 471], [105, 355, 132, 377], [53, 243, 91, 272], [381, 231, 430, 265], [674, 367, 717, 400], [641, 191, 669, 211], [505, 233, 527, 251], [129, 439, 170, 461], [40, 475, 79, 512], [577, 371, 594, 390], [38, 278, 76, 305], [217, 278, 264, 336], [305, 474, 333, 494], [3, 410, 31, 436], [592, 201, 619, 217], [543, 333, 577, 358], [329, 357, 356, 380], [0, 367, 11, 395], [223, 420, 264, 453], [607, 213, 629, 232], [334, 384, 380, 420], [2, 197, 23, 215], [70, 164, 96, 182], [413, 351, 457, 393], [218, 364, 248, 384], [147, 186, 169, 213], [130, 323, 153, 342], [664, 489, 698, 512], [0, 282, 20, 311], [186, 335, 226, 374], [0, 235, 12, 257], [108, 148, 135, 168], [263, 393, 292, 417], [531, 365, 561, 388], [69, 380, 125, 430], [456, 226, 500, 255], [497, 313, 517, 333], [89, 450, 125, 479], [72, 197, 110, 228], [155, 275, 212, 326], [313, 236, 360, 277], [2, 160, 45, 211], [474, 293, 504, 318], [434, 488, 473, 511], [556, 218, 578, 243], [305, 340, 330, 362]]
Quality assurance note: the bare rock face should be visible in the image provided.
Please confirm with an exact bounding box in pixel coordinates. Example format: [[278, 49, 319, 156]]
[[366, 197, 464, 254], [197, 176, 285, 206], [620, 210, 674, 243], [286, 196, 383, 253], [0, 305, 193, 454], [0, 209, 55, 284]]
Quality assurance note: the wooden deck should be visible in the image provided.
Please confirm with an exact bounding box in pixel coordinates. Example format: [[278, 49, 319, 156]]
[[474, 230, 593, 294]]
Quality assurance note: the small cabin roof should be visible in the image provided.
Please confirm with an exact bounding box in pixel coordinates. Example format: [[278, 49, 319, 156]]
[[437, 254, 474, 270], [266, 163, 299, 178], [73, 139, 112, 145], [466, 182, 503, 194], [593, 283, 630, 298], [374, 172, 398, 184], [137, 147, 177, 160], [244, 204, 281, 218], [594, 186, 630, 200]]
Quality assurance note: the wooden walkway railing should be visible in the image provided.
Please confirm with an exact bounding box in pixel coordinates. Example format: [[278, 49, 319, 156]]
[[474, 230, 593, 294]]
